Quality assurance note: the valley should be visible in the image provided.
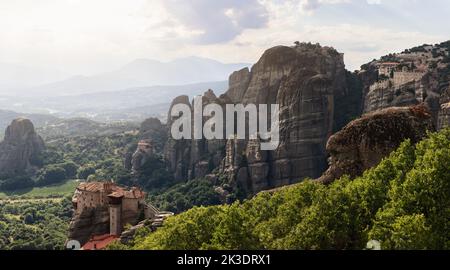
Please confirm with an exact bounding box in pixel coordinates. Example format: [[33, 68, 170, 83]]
[[0, 41, 449, 250]]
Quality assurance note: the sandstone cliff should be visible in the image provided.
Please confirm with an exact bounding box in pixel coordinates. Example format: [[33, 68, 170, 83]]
[[0, 118, 45, 178]]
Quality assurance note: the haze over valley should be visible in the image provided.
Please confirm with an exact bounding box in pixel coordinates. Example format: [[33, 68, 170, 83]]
[[0, 57, 243, 126]]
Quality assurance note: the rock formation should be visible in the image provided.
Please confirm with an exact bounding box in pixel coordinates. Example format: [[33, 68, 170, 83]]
[[68, 206, 110, 246], [132, 41, 449, 196], [318, 105, 434, 184], [124, 117, 166, 172], [131, 139, 154, 173], [138, 117, 167, 152], [0, 118, 45, 177], [163, 43, 362, 194]]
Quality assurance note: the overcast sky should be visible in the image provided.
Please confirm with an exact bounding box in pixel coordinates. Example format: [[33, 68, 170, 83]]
[[0, 0, 449, 76]]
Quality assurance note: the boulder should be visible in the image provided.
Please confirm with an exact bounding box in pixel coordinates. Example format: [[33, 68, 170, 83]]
[[318, 105, 434, 184]]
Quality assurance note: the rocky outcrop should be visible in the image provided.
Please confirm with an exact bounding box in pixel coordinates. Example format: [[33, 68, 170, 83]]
[[219, 43, 355, 193], [119, 211, 174, 244], [164, 95, 193, 181], [364, 79, 422, 112], [318, 105, 434, 184], [226, 68, 252, 103], [124, 117, 166, 172], [0, 118, 45, 177], [163, 91, 228, 182], [68, 206, 110, 246], [131, 139, 154, 173], [139, 117, 167, 151]]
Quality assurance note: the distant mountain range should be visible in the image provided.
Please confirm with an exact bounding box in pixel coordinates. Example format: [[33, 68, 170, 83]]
[[0, 56, 244, 122], [0, 109, 139, 140], [0, 80, 229, 122], [0, 62, 68, 90], [17, 57, 248, 96]]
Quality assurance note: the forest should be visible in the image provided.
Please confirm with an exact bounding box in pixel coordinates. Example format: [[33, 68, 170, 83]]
[[108, 128, 450, 250], [0, 197, 72, 250]]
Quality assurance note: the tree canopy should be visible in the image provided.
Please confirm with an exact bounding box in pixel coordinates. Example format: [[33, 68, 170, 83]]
[[122, 128, 449, 250]]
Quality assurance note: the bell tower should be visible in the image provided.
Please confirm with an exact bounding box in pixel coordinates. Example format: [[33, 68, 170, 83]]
[[108, 194, 123, 236]]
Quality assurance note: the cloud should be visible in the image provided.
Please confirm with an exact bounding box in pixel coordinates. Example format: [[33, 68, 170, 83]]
[[299, 0, 351, 12], [0, 0, 449, 78], [160, 0, 269, 44], [366, 0, 381, 5]]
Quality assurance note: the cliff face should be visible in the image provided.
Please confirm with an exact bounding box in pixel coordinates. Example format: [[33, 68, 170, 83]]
[[232, 44, 347, 192], [361, 41, 450, 129], [124, 117, 167, 173], [68, 206, 110, 246], [162, 43, 361, 194], [318, 105, 434, 184], [0, 118, 45, 177]]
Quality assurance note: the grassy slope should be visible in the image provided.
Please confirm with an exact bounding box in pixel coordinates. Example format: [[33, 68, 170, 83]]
[[0, 179, 79, 200]]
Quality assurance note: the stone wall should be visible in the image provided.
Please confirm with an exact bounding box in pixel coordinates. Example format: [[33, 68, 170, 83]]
[[392, 71, 425, 86]]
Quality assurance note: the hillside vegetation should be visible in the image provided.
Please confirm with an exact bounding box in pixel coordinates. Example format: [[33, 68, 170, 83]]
[[0, 197, 73, 250], [0, 180, 78, 200], [117, 128, 449, 250]]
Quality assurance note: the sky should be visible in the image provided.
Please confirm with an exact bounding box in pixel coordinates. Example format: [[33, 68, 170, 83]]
[[0, 0, 449, 77]]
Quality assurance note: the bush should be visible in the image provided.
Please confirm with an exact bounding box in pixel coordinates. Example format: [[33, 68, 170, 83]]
[[150, 178, 222, 213]]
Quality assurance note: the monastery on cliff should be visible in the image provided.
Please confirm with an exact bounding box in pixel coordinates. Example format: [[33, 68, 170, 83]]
[[71, 181, 161, 249]]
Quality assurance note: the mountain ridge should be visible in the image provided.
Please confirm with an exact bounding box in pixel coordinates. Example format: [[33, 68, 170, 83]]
[[17, 57, 249, 96]]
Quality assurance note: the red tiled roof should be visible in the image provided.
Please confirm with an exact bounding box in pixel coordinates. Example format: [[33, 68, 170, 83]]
[[77, 182, 145, 199], [77, 182, 115, 192], [108, 191, 124, 198], [82, 234, 118, 250]]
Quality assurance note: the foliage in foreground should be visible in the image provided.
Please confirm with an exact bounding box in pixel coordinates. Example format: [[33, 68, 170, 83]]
[[121, 128, 449, 250], [0, 197, 73, 250]]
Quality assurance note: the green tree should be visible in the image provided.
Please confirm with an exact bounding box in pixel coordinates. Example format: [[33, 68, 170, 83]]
[[60, 161, 78, 179], [37, 166, 67, 186], [77, 165, 96, 180], [124, 128, 450, 250]]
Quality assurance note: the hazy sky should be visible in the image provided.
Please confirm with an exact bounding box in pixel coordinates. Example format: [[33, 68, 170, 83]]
[[0, 0, 449, 76]]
